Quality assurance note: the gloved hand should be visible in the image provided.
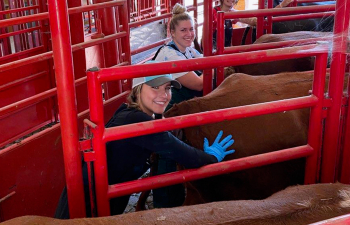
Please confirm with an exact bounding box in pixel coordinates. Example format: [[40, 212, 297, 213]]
[[204, 130, 235, 162]]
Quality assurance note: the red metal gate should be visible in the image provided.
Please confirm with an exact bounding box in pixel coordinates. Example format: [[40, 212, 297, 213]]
[[85, 43, 328, 216]]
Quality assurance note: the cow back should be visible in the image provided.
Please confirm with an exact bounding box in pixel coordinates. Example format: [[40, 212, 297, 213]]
[[165, 72, 315, 204]]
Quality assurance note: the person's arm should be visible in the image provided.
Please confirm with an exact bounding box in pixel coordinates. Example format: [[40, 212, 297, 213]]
[[155, 47, 203, 91], [138, 131, 217, 168], [176, 72, 203, 91], [230, 9, 257, 26], [120, 110, 234, 168], [238, 17, 257, 26], [275, 0, 293, 8]]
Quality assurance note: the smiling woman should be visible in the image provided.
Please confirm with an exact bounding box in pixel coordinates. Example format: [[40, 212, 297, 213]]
[[54, 60, 235, 218], [153, 3, 204, 111], [151, 4, 207, 208]]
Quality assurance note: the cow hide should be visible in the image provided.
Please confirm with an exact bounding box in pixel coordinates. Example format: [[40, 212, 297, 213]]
[[2, 183, 350, 225], [165, 71, 316, 205]]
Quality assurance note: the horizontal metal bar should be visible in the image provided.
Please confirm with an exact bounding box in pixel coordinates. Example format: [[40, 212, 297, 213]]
[[129, 13, 171, 28], [224, 37, 331, 54], [130, 38, 170, 55], [0, 71, 47, 92], [72, 31, 127, 52], [0, 77, 86, 119], [0, 32, 126, 73], [0, 5, 39, 16], [0, 26, 41, 39], [0, 0, 126, 28], [104, 95, 318, 142], [108, 145, 313, 198], [272, 12, 334, 22], [0, 46, 44, 63], [99, 44, 328, 81], [222, 4, 335, 19], [84, 119, 97, 129], [68, 0, 125, 15]]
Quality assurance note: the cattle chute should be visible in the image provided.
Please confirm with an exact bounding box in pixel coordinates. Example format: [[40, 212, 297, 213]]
[[86, 42, 329, 216], [0, 0, 349, 223]]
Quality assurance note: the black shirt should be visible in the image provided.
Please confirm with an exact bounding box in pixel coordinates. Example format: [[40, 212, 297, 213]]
[[105, 103, 217, 185]]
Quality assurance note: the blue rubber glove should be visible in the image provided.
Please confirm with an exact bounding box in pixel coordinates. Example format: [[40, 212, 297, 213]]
[[204, 130, 235, 162]]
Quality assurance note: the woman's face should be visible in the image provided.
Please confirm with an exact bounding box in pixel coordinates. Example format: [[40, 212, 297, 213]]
[[138, 82, 172, 116], [221, 0, 237, 8], [171, 19, 195, 52]]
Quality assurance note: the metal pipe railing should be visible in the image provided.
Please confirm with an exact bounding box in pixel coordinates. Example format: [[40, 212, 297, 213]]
[[108, 145, 314, 198], [202, 0, 213, 95], [0, 31, 127, 72], [87, 43, 329, 216], [99, 44, 327, 81], [130, 38, 170, 55], [304, 52, 328, 184], [48, 0, 86, 218], [224, 37, 332, 54], [104, 95, 318, 142], [272, 12, 334, 22], [0, 76, 87, 118], [0, 26, 41, 39], [0, 0, 125, 28], [0, 5, 39, 16], [322, 0, 350, 183]]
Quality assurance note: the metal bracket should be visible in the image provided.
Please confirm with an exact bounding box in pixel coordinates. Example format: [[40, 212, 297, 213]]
[[84, 151, 96, 162], [321, 93, 349, 119], [80, 119, 98, 162], [322, 96, 332, 118], [79, 139, 92, 152]]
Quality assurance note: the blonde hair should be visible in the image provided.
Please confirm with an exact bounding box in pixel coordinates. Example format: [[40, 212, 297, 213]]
[[169, 3, 193, 33], [126, 84, 142, 110]]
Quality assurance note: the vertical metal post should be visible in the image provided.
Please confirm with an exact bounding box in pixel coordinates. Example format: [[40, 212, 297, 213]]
[[339, 0, 350, 184], [216, 11, 224, 86], [256, 0, 265, 38], [193, 0, 198, 36], [203, 0, 213, 95], [86, 69, 110, 216], [48, 0, 86, 218], [119, 2, 132, 90], [321, 0, 350, 183], [304, 51, 328, 184], [266, 0, 273, 34], [96, 0, 122, 98], [68, 0, 89, 113]]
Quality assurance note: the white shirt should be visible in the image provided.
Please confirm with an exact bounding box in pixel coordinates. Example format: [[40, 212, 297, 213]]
[[154, 41, 203, 79]]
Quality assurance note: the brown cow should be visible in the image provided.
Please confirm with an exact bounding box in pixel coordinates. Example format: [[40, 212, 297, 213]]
[[2, 183, 350, 225], [228, 31, 332, 75], [165, 71, 315, 205]]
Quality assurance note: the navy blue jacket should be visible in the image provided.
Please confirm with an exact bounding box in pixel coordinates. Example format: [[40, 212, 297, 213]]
[[105, 103, 217, 185]]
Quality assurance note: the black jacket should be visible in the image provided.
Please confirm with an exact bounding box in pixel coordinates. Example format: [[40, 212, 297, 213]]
[[105, 103, 217, 185]]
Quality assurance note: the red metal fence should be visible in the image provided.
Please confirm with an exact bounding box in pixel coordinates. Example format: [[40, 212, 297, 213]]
[[86, 43, 329, 216], [0, 0, 131, 220], [213, 0, 350, 184], [0, 0, 349, 222]]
